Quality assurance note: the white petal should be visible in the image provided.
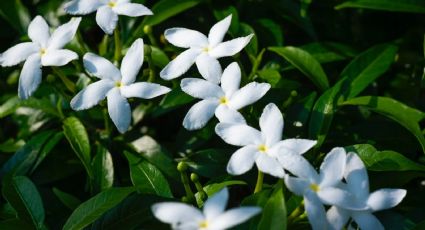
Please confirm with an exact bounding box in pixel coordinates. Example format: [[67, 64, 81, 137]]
[[195, 53, 222, 84], [83, 53, 121, 80], [28, 16, 50, 47], [0, 42, 38, 67], [227, 146, 258, 175], [121, 38, 144, 85], [215, 123, 262, 146], [107, 88, 131, 133], [183, 99, 218, 130], [41, 49, 78, 66], [255, 154, 285, 178], [209, 207, 261, 229], [151, 202, 204, 225], [164, 28, 208, 48], [304, 191, 330, 230], [345, 152, 369, 201], [228, 82, 270, 110], [180, 78, 224, 99], [18, 54, 42, 99], [284, 176, 309, 196], [318, 187, 367, 210], [208, 15, 232, 47], [276, 150, 318, 180], [352, 211, 384, 230], [64, 0, 102, 15], [274, 139, 317, 155], [70, 79, 114, 110], [120, 82, 170, 99], [259, 103, 283, 146], [366, 189, 406, 212], [160, 49, 200, 80], [221, 62, 241, 97], [96, 6, 118, 34], [319, 147, 346, 187], [113, 3, 153, 16], [326, 206, 350, 230], [48, 17, 81, 50], [209, 34, 254, 58], [215, 105, 246, 124], [203, 188, 228, 220]]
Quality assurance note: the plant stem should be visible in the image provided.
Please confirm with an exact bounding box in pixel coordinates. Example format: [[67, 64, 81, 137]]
[[248, 49, 265, 81], [76, 30, 88, 54], [51, 67, 75, 93], [103, 107, 111, 135], [287, 200, 305, 224], [114, 27, 122, 63], [254, 170, 264, 193]]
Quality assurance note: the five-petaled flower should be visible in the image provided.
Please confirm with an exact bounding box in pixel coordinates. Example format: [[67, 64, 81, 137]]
[[326, 152, 406, 230], [215, 103, 317, 178], [152, 187, 261, 230], [70, 39, 170, 133], [180, 62, 270, 130], [0, 16, 81, 99], [160, 15, 254, 82], [64, 0, 153, 34]]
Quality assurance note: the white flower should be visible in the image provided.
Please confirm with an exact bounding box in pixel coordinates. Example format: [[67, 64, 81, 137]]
[[180, 62, 270, 130], [64, 0, 153, 34], [160, 15, 253, 82], [0, 16, 81, 99], [326, 153, 407, 230], [151, 187, 261, 230], [70, 39, 170, 133], [284, 148, 368, 230], [215, 103, 317, 178]]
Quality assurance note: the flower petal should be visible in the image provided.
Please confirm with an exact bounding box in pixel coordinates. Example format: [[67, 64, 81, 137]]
[[366, 189, 406, 212], [255, 154, 285, 178], [180, 78, 224, 99], [183, 99, 218, 130], [215, 123, 262, 146], [228, 82, 270, 110], [70, 79, 114, 110], [209, 207, 261, 230], [160, 48, 200, 80], [121, 38, 144, 85], [151, 202, 204, 225], [48, 17, 81, 50], [164, 28, 208, 48], [28, 16, 50, 48], [318, 187, 367, 210], [259, 103, 283, 146], [41, 49, 78, 66], [0, 42, 38, 67], [113, 3, 153, 16], [208, 15, 232, 47], [319, 147, 346, 187], [274, 139, 317, 155], [64, 0, 102, 15], [227, 146, 258, 175], [326, 206, 350, 230], [215, 105, 246, 124], [221, 62, 241, 98], [107, 88, 131, 133], [345, 152, 369, 201], [83, 53, 121, 80], [18, 54, 42, 99], [304, 191, 329, 230], [203, 188, 228, 220], [276, 150, 318, 180], [284, 176, 309, 196], [195, 53, 222, 84], [209, 34, 254, 58], [352, 211, 384, 230], [96, 6, 118, 34], [120, 82, 170, 99]]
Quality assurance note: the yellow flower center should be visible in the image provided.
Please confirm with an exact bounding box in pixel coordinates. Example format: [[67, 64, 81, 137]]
[[39, 48, 47, 56], [199, 220, 209, 229], [115, 81, 122, 87], [310, 183, 320, 192], [108, 1, 116, 7], [258, 144, 268, 153], [219, 96, 228, 105], [202, 46, 210, 53]]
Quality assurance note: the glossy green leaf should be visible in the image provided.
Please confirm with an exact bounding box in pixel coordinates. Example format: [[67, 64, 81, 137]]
[[186, 148, 229, 178], [258, 182, 287, 230], [92, 145, 114, 193], [63, 187, 135, 230], [335, 0, 425, 14], [269, 46, 329, 91], [52, 188, 82, 211], [2, 176, 45, 229], [300, 42, 358, 64], [31, 132, 63, 173]]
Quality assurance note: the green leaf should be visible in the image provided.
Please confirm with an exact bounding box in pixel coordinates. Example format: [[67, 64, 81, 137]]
[[151, 46, 170, 68], [63, 187, 135, 230], [152, 88, 194, 116], [52, 188, 82, 211], [300, 42, 358, 64], [125, 151, 173, 198], [0, 0, 30, 33], [269, 46, 329, 91], [186, 148, 229, 178], [92, 145, 114, 193], [335, 0, 425, 14], [342, 96, 425, 153], [63, 116, 93, 179], [0, 97, 20, 119], [31, 132, 63, 173], [2, 176, 45, 229], [258, 182, 287, 230], [0, 96, 60, 119], [345, 144, 425, 171], [256, 18, 284, 46], [258, 69, 282, 87]]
